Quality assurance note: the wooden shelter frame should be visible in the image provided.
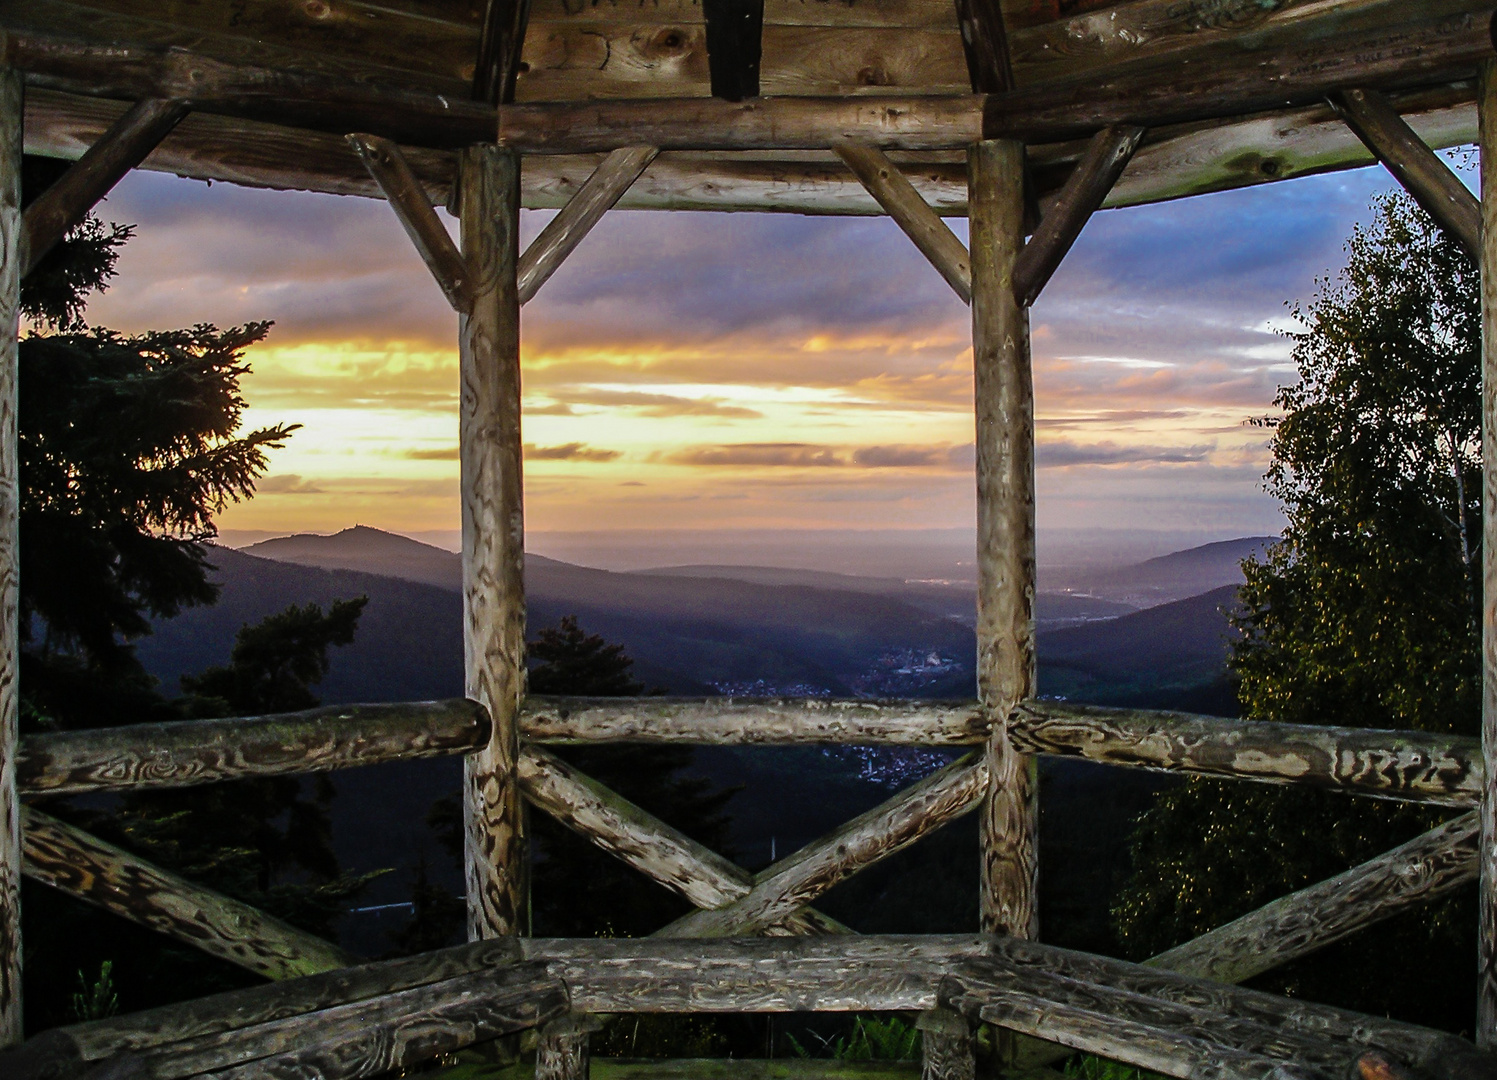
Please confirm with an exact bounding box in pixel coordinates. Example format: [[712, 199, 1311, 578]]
[[3, 2, 1497, 1077]]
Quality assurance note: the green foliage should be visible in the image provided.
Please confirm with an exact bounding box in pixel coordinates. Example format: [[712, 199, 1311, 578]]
[[69, 961, 118, 1023], [593, 1015, 730, 1058], [20, 156, 132, 332], [1063, 1053, 1167, 1080], [1113, 193, 1477, 1032], [786, 1016, 920, 1061]]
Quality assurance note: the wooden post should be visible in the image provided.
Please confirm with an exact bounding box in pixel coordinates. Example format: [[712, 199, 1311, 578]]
[[0, 63, 19, 1050], [969, 138, 1039, 941], [535, 1013, 603, 1080], [918, 1007, 975, 1080], [1479, 58, 1497, 1049], [459, 143, 528, 941]]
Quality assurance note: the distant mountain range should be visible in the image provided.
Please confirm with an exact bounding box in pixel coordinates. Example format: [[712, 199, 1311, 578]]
[[135, 525, 1258, 954]]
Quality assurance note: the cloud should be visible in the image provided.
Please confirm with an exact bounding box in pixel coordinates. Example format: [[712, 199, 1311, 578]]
[[851, 445, 951, 468], [255, 474, 325, 494], [554, 389, 762, 418], [1037, 440, 1214, 468], [525, 442, 622, 462], [667, 443, 845, 468], [405, 447, 460, 460]]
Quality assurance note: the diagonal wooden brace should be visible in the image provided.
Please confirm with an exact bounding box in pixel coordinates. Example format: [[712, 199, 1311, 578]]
[[1013, 124, 1144, 307], [1331, 87, 1480, 258], [347, 133, 474, 313], [517, 744, 849, 936], [660, 752, 988, 938], [518, 146, 659, 304], [836, 140, 972, 304], [21, 97, 188, 278]]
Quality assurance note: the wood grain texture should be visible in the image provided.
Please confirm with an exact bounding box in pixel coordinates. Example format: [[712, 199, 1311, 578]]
[[522, 695, 988, 744], [0, 939, 523, 1079], [981, 8, 1494, 144], [952, 0, 1014, 94], [21, 86, 1475, 216], [1147, 812, 1478, 986], [835, 140, 971, 302], [20, 807, 356, 980], [461, 143, 528, 943], [1003, 0, 1480, 89], [0, 62, 18, 1054], [496, 93, 985, 152], [1012, 124, 1142, 306], [970, 137, 1037, 941], [1331, 87, 1481, 258], [1009, 700, 1484, 807], [185, 963, 567, 1080], [518, 145, 658, 303], [978, 937, 1495, 1080], [19, 96, 186, 277], [518, 743, 849, 935], [521, 934, 994, 1013], [536, 1013, 604, 1080], [349, 133, 475, 313], [17, 699, 489, 796], [475, 0, 533, 105], [658, 753, 987, 937], [1480, 54, 1497, 1050], [917, 1008, 975, 1080]]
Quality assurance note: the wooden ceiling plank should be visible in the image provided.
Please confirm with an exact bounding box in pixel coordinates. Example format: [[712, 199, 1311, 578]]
[[835, 139, 971, 302], [347, 133, 475, 313], [952, 0, 1014, 93], [473, 0, 533, 104], [515, 22, 711, 103], [757, 26, 968, 97], [1330, 86, 1481, 257], [21, 95, 187, 277], [702, 0, 764, 100], [1012, 123, 1142, 307]]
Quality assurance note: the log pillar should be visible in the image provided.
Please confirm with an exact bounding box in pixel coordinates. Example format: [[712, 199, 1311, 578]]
[[459, 143, 529, 941], [536, 1012, 604, 1080], [0, 66, 19, 1049], [969, 138, 1039, 942], [1480, 59, 1497, 1049], [918, 1007, 975, 1080]]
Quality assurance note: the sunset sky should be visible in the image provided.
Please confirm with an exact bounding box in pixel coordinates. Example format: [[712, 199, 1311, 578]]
[[68, 154, 1458, 570]]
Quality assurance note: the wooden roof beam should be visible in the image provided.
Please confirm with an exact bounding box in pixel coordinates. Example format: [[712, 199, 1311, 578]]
[[835, 140, 972, 303], [347, 133, 475, 314], [953, 0, 1014, 94], [703, 0, 764, 102], [1330, 86, 1481, 256], [20, 96, 186, 277], [473, 0, 532, 107], [1013, 125, 1144, 307]]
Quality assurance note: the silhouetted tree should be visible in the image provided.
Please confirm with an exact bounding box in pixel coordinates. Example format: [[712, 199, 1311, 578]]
[[1113, 193, 1476, 1034]]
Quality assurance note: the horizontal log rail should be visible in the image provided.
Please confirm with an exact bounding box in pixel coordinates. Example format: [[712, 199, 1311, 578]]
[[1009, 700, 1482, 808], [21, 807, 356, 980], [16, 698, 1480, 809], [16, 698, 489, 795]]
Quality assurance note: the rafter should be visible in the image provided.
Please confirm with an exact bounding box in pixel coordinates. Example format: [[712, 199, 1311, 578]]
[[703, 0, 764, 102], [952, 0, 1014, 94], [347, 133, 474, 314], [1331, 87, 1480, 257], [835, 140, 972, 304], [472, 0, 532, 106], [518, 146, 659, 304], [20, 96, 187, 278], [1013, 125, 1144, 307]]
